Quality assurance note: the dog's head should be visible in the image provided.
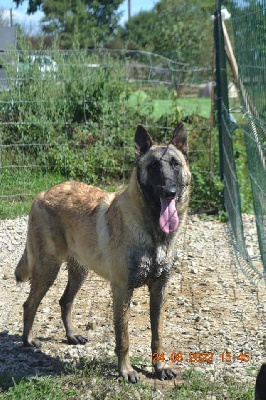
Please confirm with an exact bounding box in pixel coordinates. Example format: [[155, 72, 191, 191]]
[[135, 123, 191, 235]]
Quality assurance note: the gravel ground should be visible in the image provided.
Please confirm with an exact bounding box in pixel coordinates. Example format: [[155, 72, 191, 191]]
[[0, 214, 265, 390]]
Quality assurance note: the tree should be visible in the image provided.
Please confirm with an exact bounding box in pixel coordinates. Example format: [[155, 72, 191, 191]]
[[13, 0, 123, 48], [13, 0, 43, 14], [119, 10, 156, 52], [119, 0, 215, 66]]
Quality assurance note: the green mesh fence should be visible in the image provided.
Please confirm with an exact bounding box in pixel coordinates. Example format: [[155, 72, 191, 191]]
[[0, 48, 215, 219], [244, 118, 266, 270], [215, 0, 266, 282], [230, 0, 266, 274]]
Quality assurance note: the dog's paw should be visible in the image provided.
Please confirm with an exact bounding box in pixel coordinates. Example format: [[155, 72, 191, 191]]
[[155, 367, 177, 380], [121, 369, 139, 384], [67, 334, 87, 345], [23, 338, 42, 348]]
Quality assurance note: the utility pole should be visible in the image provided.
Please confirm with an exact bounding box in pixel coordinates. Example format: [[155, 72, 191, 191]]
[[10, 8, 13, 27], [128, 0, 131, 20]]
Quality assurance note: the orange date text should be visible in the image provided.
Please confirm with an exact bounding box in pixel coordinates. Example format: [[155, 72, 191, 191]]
[[152, 351, 250, 363]]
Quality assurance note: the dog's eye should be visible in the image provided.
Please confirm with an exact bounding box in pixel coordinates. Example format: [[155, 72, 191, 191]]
[[172, 160, 180, 169]]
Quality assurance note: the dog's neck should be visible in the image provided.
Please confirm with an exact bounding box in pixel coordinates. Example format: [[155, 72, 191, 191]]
[[127, 167, 154, 213]]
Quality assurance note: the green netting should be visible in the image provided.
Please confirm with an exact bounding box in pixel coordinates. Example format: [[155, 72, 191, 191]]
[[222, 110, 248, 259], [215, 0, 266, 282], [230, 0, 266, 273], [244, 118, 266, 269], [230, 0, 266, 121]]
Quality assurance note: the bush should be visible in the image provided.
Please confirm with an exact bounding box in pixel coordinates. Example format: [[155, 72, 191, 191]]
[[0, 44, 223, 211]]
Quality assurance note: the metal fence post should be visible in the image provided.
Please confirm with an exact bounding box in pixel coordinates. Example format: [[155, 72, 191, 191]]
[[214, 0, 229, 208]]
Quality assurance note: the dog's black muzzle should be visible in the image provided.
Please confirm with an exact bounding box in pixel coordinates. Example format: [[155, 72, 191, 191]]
[[156, 185, 177, 200]]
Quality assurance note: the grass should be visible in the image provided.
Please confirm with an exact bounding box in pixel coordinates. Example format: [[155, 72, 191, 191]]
[[152, 98, 211, 119], [172, 369, 255, 400], [0, 168, 120, 220], [0, 93, 212, 221], [0, 170, 65, 219], [0, 357, 256, 399], [0, 93, 247, 221], [127, 90, 212, 119], [0, 376, 76, 400]]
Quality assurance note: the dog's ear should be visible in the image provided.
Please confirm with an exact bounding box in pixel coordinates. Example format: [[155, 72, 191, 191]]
[[171, 122, 189, 159], [135, 125, 153, 156]]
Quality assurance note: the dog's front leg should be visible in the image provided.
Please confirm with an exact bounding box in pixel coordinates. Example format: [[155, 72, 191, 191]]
[[149, 277, 177, 380], [112, 284, 139, 383]]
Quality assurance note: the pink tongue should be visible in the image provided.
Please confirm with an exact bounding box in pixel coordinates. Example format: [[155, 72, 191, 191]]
[[159, 198, 179, 234]]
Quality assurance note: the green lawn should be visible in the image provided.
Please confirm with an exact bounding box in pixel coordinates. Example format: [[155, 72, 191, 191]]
[[0, 359, 256, 400], [152, 98, 211, 119], [0, 170, 65, 219], [127, 90, 212, 120], [0, 169, 119, 220]]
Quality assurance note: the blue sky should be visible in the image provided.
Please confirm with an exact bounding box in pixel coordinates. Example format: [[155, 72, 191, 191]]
[[0, 0, 159, 33]]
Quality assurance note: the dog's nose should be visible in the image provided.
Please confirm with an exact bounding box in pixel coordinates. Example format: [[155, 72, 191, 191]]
[[161, 186, 177, 199]]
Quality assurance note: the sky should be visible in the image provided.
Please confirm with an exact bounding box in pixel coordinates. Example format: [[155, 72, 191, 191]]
[[0, 0, 159, 34]]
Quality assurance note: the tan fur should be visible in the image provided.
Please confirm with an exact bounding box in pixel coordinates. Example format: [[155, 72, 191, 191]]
[[15, 126, 190, 383]]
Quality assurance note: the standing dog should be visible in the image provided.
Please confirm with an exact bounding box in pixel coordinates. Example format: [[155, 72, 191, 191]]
[[15, 123, 191, 383]]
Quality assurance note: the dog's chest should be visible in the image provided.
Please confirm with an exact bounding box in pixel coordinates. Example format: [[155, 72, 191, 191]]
[[127, 243, 173, 288]]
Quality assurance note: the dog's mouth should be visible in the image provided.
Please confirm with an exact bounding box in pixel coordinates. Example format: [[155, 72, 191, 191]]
[[159, 197, 179, 234]]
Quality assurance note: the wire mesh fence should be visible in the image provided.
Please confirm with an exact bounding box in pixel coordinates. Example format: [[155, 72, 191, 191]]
[[0, 48, 217, 218], [215, 0, 266, 281]]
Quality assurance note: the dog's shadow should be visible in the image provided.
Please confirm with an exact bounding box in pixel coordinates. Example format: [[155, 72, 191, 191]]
[[0, 331, 157, 387], [0, 332, 121, 386], [0, 331, 71, 385]]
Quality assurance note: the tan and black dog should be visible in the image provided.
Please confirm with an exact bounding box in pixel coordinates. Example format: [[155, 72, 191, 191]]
[[15, 123, 191, 383]]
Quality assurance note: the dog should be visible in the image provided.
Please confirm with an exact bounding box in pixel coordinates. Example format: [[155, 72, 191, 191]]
[[15, 123, 191, 383], [255, 363, 266, 400]]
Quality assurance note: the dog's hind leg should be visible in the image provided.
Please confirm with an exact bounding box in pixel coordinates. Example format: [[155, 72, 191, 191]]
[[59, 259, 88, 345], [23, 258, 60, 348]]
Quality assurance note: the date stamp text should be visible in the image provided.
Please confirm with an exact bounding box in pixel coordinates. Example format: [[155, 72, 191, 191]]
[[152, 352, 251, 364]]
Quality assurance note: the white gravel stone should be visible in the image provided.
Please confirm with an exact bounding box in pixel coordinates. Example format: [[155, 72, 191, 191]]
[[0, 214, 265, 388]]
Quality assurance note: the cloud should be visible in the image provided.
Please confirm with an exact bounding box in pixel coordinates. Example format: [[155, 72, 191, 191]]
[[0, 8, 42, 33]]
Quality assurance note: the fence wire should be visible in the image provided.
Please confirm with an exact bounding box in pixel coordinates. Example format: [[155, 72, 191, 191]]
[[215, 0, 266, 281], [0, 49, 216, 218]]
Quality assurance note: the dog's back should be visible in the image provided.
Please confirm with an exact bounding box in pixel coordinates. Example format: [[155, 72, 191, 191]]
[[15, 181, 112, 282]]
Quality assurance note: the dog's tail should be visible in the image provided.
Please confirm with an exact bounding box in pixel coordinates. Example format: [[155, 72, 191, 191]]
[[15, 248, 30, 283]]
